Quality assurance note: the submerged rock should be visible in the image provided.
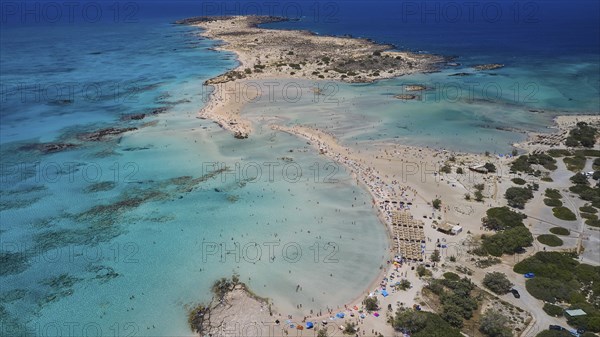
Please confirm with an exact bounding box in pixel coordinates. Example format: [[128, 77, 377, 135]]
[[77, 127, 137, 142], [19, 142, 78, 154], [394, 94, 421, 101], [473, 63, 504, 71], [404, 84, 427, 91], [84, 181, 116, 193], [234, 131, 249, 139]]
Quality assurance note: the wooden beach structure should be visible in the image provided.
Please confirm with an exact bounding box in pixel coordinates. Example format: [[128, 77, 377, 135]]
[[391, 211, 425, 261]]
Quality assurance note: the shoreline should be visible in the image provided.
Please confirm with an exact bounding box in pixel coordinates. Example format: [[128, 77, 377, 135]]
[[178, 15, 445, 138], [177, 15, 599, 337]]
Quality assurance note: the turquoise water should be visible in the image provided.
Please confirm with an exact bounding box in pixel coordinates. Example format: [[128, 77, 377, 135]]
[[1, 22, 388, 336], [1, 1, 599, 335]]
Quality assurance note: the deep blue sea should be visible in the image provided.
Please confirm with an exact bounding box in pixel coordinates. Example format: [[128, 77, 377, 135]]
[[1, 1, 598, 336]]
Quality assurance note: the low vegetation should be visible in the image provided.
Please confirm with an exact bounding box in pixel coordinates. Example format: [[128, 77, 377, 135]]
[[565, 122, 598, 148], [545, 188, 563, 199], [482, 207, 526, 230], [512, 177, 527, 185], [505, 187, 534, 209], [479, 309, 512, 337], [363, 296, 378, 312], [564, 154, 587, 172], [481, 226, 533, 257], [391, 309, 463, 337], [542, 303, 564, 317], [552, 207, 577, 221], [482, 272, 513, 295], [514, 252, 600, 332], [537, 234, 564, 247], [544, 198, 563, 207], [549, 227, 570, 236], [510, 153, 557, 173], [424, 276, 479, 329]]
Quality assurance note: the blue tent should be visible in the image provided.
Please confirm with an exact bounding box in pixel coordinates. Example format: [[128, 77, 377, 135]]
[[306, 322, 314, 329], [336, 312, 345, 318], [524, 273, 535, 279], [381, 290, 389, 297]]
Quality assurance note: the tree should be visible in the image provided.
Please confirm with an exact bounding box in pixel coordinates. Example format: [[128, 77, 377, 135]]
[[456, 167, 464, 174], [505, 187, 534, 209], [482, 272, 513, 294], [440, 164, 452, 174], [571, 172, 590, 185], [363, 296, 378, 312], [416, 265, 432, 277], [343, 322, 356, 335], [474, 190, 484, 202], [432, 198, 442, 210], [392, 309, 463, 337], [483, 207, 526, 230], [482, 226, 533, 256], [441, 304, 464, 328], [396, 279, 411, 290], [536, 330, 572, 337], [317, 329, 328, 337], [479, 310, 512, 337], [431, 249, 441, 262]]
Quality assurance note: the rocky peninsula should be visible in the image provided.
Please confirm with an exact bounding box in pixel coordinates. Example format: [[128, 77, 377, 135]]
[[175, 15, 445, 137]]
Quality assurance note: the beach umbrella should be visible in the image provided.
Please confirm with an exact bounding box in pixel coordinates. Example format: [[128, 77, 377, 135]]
[[296, 325, 304, 330], [353, 305, 359, 310], [360, 314, 366, 319], [381, 290, 389, 297], [336, 312, 345, 318], [306, 322, 314, 329], [374, 312, 380, 317]]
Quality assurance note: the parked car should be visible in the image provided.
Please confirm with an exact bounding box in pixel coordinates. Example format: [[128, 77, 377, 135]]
[[510, 289, 521, 298], [549, 325, 565, 331]]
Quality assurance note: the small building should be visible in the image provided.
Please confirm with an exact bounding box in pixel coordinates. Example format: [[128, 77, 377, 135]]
[[565, 309, 587, 318], [451, 225, 463, 235], [437, 221, 462, 235]]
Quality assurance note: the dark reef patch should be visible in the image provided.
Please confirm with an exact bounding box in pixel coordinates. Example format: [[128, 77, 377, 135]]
[[84, 181, 116, 193], [0, 252, 30, 276]]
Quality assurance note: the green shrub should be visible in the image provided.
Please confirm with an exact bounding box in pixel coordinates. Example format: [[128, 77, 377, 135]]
[[505, 187, 534, 209], [545, 188, 563, 199], [580, 204, 598, 213], [564, 155, 587, 172], [571, 172, 590, 185], [512, 178, 527, 185], [482, 226, 533, 256], [586, 218, 600, 227], [543, 303, 564, 317], [537, 234, 563, 247], [547, 149, 572, 157], [544, 198, 563, 207], [482, 207, 526, 230], [416, 265, 432, 277], [482, 272, 513, 294], [581, 212, 598, 220], [536, 330, 572, 337], [552, 207, 577, 221], [363, 296, 378, 312], [566, 122, 598, 148], [391, 309, 463, 337], [549, 227, 570, 236]]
